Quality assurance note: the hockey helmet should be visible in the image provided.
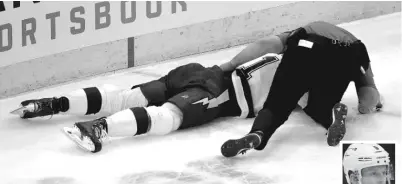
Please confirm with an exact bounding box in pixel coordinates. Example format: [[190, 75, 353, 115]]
[[343, 143, 392, 184]]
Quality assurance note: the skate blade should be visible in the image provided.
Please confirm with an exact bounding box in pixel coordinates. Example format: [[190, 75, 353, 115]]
[[10, 104, 35, 117], [61, 127, 95, 152]]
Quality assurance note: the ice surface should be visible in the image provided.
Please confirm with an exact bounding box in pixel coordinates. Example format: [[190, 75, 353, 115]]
[[0, 13, 400, 184]]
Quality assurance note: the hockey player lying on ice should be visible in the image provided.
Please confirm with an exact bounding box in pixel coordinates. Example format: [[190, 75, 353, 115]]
[[12, 21, 382, 154], [220, 21, 383, 158]]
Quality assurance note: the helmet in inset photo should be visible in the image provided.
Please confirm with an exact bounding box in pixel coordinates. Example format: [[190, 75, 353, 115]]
[[343, 143, 392, 184]]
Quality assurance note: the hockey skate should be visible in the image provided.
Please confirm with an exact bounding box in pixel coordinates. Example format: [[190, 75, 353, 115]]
[[62, 117, 109, 153], [10, 97, 68, 119], [221, 132, 262, 158], [326, 103, 348, 146]]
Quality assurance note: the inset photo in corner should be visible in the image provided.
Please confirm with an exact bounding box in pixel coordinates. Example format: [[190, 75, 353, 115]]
[[342, 142, 396, 184]]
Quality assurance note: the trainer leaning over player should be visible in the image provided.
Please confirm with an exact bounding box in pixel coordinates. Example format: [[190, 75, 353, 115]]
[[220, 21, 383, 158]]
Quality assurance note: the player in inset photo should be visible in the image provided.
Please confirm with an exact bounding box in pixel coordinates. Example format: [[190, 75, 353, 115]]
[[342, 142, 395, 184]]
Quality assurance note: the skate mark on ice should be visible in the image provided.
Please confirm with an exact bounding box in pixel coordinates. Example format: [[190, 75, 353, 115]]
[[187, 157, 274, 184], [119, 157, 273, 184], [119, 171, 204, 184], [36, 177, 77, 184]]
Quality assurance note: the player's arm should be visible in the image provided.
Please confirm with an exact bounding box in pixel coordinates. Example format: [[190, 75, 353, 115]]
[[219, 35, 284, 72]]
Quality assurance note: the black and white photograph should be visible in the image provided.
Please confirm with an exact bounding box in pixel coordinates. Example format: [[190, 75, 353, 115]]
[[342, 142, 396, 184], [0, 1, 400, 184]]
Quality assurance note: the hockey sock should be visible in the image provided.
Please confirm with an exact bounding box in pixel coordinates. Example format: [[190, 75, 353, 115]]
[[62, 85, 148, 116], [105, 107, 150, 137], [104, 103, 183, 137], [62, 87, 102, 116]]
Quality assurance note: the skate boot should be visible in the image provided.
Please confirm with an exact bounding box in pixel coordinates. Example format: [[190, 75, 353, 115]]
[[62, 117, 109, 153], [327, 103, 348, 146], [10, 97, 69, 119], [221, 132, 262, 158]]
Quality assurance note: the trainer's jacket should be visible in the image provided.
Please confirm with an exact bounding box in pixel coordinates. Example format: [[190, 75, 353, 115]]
[[277, 21, 359, 52]]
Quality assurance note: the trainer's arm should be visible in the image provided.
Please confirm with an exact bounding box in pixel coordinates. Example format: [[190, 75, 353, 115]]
[[219, 35, 284, 72]]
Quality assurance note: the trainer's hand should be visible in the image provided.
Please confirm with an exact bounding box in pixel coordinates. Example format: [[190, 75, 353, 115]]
[[357, 86, 382, 114]]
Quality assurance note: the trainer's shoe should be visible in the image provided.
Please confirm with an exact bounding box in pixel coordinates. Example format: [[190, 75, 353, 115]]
[[62, 117, 109, 153], [15, 97, 68, 119], [327, 103, 348, 146], [221, 132, 262, 158]]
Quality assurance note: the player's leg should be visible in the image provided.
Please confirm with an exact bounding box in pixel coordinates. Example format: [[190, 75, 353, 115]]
[[63, 63, 229, 152], [63, 87, 223, 153], [57, 63, 209, 118], [56, 62, 219, 120], [63, 102, 183, 153], [14, 76, 167, 119], [15, 84, 149, 119]]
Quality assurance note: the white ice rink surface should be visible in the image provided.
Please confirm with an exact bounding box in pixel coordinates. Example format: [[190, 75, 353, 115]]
[[0, 13, 400, 184]]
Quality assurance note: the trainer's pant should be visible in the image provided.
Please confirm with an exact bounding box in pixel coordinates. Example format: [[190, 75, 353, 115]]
[[250, 33, 367, 150]]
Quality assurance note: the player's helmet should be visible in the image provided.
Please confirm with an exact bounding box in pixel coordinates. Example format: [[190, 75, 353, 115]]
[[343, 143, 391, 184]]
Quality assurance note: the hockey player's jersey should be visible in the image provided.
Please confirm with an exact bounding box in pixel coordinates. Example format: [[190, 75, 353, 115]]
[[231, 53, 308, 118], [231, 53, 281, 118]]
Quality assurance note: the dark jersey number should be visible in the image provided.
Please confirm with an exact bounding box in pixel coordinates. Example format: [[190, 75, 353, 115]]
[[237, 55, 279, 80]]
